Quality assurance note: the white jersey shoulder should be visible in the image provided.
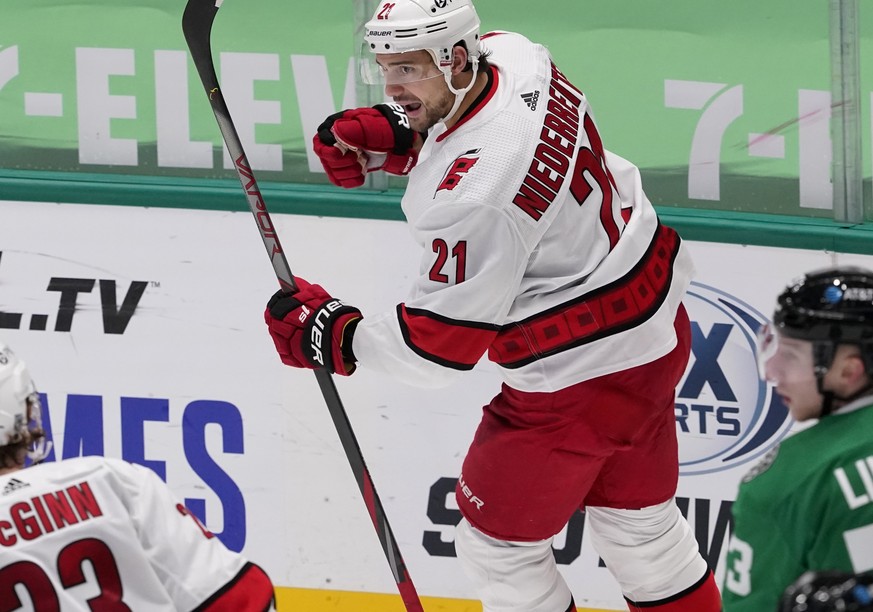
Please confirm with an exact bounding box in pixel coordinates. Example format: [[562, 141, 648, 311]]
[[0, 456, 255, 610], [354, 30, 694, 392], [406, 31, 576, 239]]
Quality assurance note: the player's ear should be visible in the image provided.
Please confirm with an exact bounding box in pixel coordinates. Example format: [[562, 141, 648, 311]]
[[451, 44, 469, 75], [835, 346, 867, 390]]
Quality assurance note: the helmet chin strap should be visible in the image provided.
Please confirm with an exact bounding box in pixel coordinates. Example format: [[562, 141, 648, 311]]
[[812, 342, 873, 417], [813, 343, 838, 417], [817, 383, 837, 417], [814, 370, 873, 417], [438, 56, 478, 124]]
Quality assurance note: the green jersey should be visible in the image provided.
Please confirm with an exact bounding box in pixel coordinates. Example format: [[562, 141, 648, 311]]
[[722, 398, 873, 612]]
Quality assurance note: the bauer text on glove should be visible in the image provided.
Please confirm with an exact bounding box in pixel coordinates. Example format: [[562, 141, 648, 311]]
[[312, 103, 422, 188], [264, 280, 362, 376]]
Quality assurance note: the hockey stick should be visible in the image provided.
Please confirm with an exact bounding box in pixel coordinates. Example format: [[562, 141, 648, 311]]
[[181, 2, 424, 610]]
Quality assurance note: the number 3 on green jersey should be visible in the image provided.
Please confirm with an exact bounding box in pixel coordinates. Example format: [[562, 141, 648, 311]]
[[725, 535, 753, 596]]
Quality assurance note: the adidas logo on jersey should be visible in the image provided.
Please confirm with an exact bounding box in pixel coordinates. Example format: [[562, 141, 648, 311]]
[[521, 91, 540, 111], [2, 477, 30, 495]]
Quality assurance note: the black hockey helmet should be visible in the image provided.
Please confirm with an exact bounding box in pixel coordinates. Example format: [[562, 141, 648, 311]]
[[773, 265, 873, 375]]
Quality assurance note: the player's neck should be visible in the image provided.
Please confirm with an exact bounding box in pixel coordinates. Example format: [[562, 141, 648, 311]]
[[444, 68, 489, 130]]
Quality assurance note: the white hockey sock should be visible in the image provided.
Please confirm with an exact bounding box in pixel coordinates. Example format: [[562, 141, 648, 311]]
[[586, 500, 709, 602], [455, 518, 574, 612]]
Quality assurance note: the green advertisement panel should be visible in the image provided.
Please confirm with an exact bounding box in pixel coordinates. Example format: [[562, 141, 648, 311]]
[[0, 0, 871, 217]]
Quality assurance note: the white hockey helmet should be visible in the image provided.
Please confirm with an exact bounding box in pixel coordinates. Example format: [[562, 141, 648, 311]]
[[363, 0, 481, 73], [361, 0, 482, 122], [0, 342, 49, 462]]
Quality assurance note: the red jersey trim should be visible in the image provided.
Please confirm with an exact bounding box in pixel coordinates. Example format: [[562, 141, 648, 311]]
[[436, 66, 500, 143], [488, 224, 681, 369], [397, 304, 500, 370], [195, 562, 274, 612], [480, 31, 508, 41]]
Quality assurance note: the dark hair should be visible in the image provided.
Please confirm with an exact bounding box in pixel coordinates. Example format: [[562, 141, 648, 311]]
[[455, 40, 491, 73], [473, 48, 492, 72], [0, 441, 28, 470], [0, 397, 46, 470]]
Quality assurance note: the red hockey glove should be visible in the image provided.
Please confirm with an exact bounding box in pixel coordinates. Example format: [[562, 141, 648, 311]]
[[265, 278, 362, 376], [312, 118, 366, 188], [312, 104, 421, 188]]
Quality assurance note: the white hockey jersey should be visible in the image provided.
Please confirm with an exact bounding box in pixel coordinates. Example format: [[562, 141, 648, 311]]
[[0, 456, 273, 611], [353, 31, 694, 392]]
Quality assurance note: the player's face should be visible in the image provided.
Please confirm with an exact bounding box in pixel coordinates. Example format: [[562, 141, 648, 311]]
[[377, 51, 454, 132], [758, 332, 823, 421]]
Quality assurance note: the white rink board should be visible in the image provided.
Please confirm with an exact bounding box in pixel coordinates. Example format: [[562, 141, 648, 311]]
[[1, 199, 870, 609]]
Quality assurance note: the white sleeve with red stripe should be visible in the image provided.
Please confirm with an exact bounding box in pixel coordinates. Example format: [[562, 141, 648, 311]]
[[353, 201, 527, 388], [351, 31, 693, 391], [111, 460, 274, 610]]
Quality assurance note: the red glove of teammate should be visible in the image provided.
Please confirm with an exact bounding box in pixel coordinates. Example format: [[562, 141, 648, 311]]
[[265, 278, 362, 376], [312, 103, 421, 188]]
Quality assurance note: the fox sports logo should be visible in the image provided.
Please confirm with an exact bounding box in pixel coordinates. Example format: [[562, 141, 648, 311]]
[[677, 282, 792, 475]]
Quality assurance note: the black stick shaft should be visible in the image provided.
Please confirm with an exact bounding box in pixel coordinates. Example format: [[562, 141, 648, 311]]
[[182, 2, 423, 609]]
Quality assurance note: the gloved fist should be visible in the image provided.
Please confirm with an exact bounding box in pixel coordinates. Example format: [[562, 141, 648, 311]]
[[265, 278, 362, 376], [312, 103, 421, 188], [311, 127, 366, 188]]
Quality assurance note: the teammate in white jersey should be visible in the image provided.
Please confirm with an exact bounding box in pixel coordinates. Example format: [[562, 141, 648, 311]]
[[264, 1, 721, 610], [0, 341, 275, 611]]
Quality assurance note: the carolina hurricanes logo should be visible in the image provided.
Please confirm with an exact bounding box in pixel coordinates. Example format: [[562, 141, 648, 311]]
[[437, 149, 481, 192]]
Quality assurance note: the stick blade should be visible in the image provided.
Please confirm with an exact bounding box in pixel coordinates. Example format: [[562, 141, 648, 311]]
[[182, 0, 220, 90]]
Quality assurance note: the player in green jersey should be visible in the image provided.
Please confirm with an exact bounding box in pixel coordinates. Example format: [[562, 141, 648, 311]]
[[723, 266, 873, 612]]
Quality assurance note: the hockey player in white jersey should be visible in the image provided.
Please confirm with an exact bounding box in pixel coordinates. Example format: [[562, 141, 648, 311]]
[[264, 1, 722, 610], [0, 341, 275, 610]]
